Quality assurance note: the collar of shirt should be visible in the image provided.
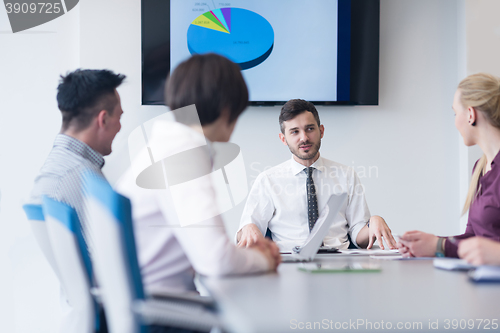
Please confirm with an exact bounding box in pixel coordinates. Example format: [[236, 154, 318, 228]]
[[491, 149, 500, 167], [54, 134, 105, 169], [290, 155, 325, 176]]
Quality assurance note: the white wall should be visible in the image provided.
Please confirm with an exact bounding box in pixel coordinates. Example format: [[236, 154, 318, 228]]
[[0, 6, 80, 332], [465, 0, 500, 77], [0, 0, 472, 331], [460, 0, 500, 231]]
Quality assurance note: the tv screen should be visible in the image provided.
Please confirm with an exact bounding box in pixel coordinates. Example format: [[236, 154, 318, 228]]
[[142, 0, 379, 106]]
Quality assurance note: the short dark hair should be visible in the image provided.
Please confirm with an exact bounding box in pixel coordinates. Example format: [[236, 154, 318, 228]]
[[279, 99, 321, 133], [57, 69, 126, 131], [165, 53, 249, 126]]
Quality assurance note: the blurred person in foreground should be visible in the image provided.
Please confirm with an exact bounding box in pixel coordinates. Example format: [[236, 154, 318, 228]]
[[116, 54, 280, 299]]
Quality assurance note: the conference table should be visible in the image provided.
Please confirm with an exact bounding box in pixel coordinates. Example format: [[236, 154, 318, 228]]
[[201, 251, 500, 333]]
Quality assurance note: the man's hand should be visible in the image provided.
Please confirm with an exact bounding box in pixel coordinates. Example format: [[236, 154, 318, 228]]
[[248, 238, 281, 271], [237, 223, 265, 248], [458, 237, 500, 266], [397, 230, 438, 257], [366, 215, 397, 249]]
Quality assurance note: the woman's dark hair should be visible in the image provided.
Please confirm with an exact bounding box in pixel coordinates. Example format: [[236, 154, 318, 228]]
[[57, 69, 125, 131], [165, 53, 249, 125], [279, 99, 320, 133]]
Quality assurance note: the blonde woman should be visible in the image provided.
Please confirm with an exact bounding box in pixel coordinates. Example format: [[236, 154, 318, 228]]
[[398, 73, 500, 259]]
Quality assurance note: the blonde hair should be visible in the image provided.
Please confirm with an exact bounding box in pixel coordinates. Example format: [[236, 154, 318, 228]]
[[459, 73, 500, 214]]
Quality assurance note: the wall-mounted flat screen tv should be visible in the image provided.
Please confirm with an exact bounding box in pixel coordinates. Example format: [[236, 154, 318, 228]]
[[142, 0, 379, 106]]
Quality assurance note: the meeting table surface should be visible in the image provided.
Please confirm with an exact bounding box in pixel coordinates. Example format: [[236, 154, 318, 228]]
[[201, 251, 500, 333]]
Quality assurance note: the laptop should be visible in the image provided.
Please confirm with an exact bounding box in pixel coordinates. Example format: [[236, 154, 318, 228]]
[[281, 193, 348, 263]]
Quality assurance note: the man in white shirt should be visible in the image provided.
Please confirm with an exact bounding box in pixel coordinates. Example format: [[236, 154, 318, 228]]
[[236, 99, 396, 251], [117, 54, 280, 294]]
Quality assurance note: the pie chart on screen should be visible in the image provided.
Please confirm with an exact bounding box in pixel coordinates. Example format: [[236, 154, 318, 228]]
[[187, 8, 274, 70]]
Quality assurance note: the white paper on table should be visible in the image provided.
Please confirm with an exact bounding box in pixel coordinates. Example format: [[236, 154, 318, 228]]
[[433, 258, 476, 271], [370, 255, 434, 261], [370, 255, 403, 260], [469, 266, 500, 282], [338, 249, 400, 255]]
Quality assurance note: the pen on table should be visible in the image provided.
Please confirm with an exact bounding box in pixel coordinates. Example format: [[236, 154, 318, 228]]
[[393, 234, 406, 243]]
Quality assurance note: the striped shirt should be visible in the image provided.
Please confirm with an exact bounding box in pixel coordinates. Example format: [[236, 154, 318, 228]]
[[29, 134, 105, 248]]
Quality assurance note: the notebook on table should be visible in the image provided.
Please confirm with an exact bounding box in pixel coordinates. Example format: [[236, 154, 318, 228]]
[[280, 246, 340, 255], [468, 265, 500, 282], [433, 258, 476, 271], [281, 193, 348, 263]]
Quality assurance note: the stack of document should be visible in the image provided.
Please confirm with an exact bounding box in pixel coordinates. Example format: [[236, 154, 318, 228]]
[[468, 266, 500, 282], [339, 249, 400, 255], [433, 258, 476, 271], [433, 259, 500, 282]]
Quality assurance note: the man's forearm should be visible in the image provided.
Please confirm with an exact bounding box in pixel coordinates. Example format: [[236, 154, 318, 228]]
[[356, 225, 369, 248], [237, 223, 264, 244]]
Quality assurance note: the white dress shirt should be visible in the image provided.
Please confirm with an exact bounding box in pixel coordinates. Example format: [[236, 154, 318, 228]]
[[238, 156, 370, 251], [116, 120, 269, 293]]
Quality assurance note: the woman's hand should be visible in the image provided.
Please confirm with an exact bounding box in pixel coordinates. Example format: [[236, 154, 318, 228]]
[[458, 237, 500, 265], [397, 230, 439, 257]]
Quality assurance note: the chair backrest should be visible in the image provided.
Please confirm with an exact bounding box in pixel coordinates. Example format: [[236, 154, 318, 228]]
[[42, 196, 97, 333], [84, 173, 146, 333], [22, 204, 62, 279]]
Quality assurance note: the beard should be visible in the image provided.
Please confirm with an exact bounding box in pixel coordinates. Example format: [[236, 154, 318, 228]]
[[288, 139, 321, 161]]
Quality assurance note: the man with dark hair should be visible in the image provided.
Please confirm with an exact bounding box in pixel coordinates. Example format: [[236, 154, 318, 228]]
[[237, 99, 397, 251], [29, 68, 125, 235], [27, 68, 124, 333], [279, 99, 321, 135], [116, 54, 280, 298]]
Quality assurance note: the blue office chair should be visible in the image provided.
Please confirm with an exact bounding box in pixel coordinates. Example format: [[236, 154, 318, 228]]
[[42, 196, 100, 333], [83, 172, 221, 333], [22, 204, 62, 282], [22, 204, 78, 332]]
